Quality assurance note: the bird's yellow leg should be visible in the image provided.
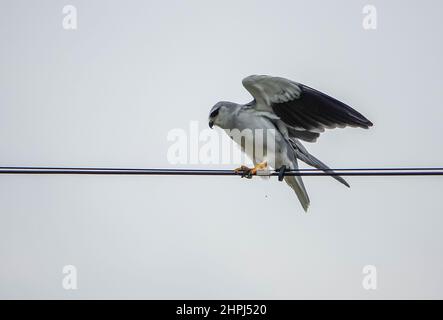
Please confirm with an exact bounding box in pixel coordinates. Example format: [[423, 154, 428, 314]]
[[250, 161, 268, 175]]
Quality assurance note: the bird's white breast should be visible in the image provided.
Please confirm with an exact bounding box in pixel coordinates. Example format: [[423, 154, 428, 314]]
[[225, 109, 285, 166]]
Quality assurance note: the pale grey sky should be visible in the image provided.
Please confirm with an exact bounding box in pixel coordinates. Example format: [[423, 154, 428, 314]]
[[1, 0, 443, 299]]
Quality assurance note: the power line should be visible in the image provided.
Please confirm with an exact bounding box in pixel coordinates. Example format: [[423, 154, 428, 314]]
[[1, 167, 443, 177], [2, 166, 443, 172]]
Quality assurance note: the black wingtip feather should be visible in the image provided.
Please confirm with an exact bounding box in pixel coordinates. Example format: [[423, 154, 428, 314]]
[[271, 83, 374, 132], [300, 84, 373, 130]]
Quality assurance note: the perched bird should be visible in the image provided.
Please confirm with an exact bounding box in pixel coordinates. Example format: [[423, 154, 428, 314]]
[[208, 75, 373, 211]]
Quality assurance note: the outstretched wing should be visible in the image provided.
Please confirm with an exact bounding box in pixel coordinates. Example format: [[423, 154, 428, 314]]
[[242, 75, 373, 133]]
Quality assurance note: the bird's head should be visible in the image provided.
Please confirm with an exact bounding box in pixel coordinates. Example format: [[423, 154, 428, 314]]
[[208, 101, 238, 129]]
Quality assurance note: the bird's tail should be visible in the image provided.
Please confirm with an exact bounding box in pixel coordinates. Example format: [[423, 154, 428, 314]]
[[290, 139, 350, 188], [284, 175, 310, 212]]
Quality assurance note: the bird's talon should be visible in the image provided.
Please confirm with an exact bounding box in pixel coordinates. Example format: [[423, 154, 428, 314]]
[[234, 162, 268, 179], [234, 165, 250, 174]]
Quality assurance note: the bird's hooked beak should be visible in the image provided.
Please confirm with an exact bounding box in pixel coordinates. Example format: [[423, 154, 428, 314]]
[[209, 105, 221, 129]]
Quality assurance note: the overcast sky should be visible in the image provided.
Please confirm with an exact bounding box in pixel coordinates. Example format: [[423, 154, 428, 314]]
[[1, 0, 443, 299]]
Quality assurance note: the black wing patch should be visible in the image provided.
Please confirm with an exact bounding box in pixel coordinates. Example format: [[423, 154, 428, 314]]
[[272, 84, 373, 132]]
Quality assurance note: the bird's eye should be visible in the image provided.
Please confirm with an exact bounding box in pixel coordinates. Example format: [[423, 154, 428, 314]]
[[210, 108, 220, 118]]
